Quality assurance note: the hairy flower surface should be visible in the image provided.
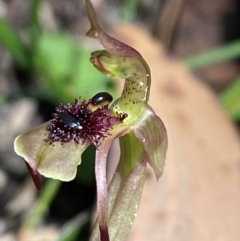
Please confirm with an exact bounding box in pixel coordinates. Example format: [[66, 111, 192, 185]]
[[14, 1, 168, 241], [45, 99, 121, 146]]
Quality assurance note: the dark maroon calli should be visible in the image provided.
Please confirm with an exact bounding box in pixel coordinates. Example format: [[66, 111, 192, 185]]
[[45, 98, 123, 147]]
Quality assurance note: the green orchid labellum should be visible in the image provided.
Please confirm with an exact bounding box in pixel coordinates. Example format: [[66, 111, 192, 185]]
[[14, 1, 167, 241]]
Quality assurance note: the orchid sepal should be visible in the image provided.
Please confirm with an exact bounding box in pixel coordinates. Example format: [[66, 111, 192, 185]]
[[84, 0, 168, 240], [132, 105, 168, 179]]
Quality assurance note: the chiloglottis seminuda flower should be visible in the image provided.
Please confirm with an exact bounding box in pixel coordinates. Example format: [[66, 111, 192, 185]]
[[14, 1, 168, 241]]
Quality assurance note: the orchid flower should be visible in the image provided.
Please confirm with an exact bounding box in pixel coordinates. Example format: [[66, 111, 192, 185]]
[[14, 0, 168, 241]]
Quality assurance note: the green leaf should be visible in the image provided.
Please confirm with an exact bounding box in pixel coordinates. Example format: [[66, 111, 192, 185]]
[[184, 39, 240, 70], [20, 179, 61, 233], [0, 18, 28, 67], [57, 211, 89, 241], [220, 76, 240, 120], [122, 0, 141, 22], [33, 33, 112, 102], [30, 0, 41, 34]]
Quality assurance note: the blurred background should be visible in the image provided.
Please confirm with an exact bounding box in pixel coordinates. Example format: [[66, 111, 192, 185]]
[[1, 0, 240, 240]]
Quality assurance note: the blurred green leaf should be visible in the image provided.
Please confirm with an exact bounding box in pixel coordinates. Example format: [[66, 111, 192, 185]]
[[0, 18, 28, 67], [184, 39, 240, 70], [0, 95, 6, 105], [29, 0, 42, 55], [122, 0, 141, 21], [33, 33, 114, 102], [220, 76, 240, 120], [58, 226, 80, 241], [30, 0, 41, 34], [20, 179, 61, 233], [57, 211, 89, 241]]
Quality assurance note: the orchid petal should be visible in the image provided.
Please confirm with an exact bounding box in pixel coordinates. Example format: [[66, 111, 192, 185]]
[[91, 131, 147, 241], [132, 106, 168, 179], [14, 122, 90, 182], [108, 160, 147, 241], [94, 123, 130, 240]]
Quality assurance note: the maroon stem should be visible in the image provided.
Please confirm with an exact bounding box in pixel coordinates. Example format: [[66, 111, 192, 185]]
[[25, 161, 42, 191], [100, 225, 110, 241], [95, 141, 111, 241]]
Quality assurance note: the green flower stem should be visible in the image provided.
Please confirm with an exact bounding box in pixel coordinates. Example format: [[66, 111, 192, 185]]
[[20, 179, 61, 234]]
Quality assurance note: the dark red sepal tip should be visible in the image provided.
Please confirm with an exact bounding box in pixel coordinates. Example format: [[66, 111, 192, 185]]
[[25, 161, 42, 191]]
